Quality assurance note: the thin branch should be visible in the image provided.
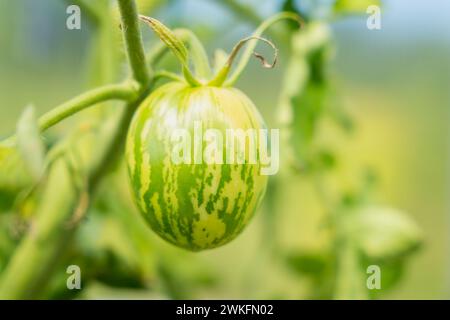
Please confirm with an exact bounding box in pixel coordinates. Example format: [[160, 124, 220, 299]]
[[38, 83, 137, 132], [1, 83, 137, 146], [117, 0, 150, 85]]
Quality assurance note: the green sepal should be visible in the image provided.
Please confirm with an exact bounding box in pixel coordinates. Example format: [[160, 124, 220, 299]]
[[222, 12, 302, 87], [139, 15, 203, 86]]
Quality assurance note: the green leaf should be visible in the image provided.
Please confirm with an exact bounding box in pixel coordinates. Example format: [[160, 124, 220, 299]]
[[284, 249, 336, 299], [326, 88, 354, 133], [342, 206, 422, 260], [277, 23, 332, 167], [281, 0, 297, 14], [363, 257, 405, 297], [16, 105, 46, 181], [313, 149, 337, 171], [286, 250, 328, 277], [334, 0, 381, 14], [290, 81, 327, 163]]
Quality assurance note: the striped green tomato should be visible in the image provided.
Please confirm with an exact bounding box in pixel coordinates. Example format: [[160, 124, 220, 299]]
[[126, 82, 268, 251]]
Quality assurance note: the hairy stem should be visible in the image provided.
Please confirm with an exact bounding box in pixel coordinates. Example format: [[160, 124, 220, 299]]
[[118, 0, 150, 85], [1, 83, 137, 146], [39, 83, 137, 131]]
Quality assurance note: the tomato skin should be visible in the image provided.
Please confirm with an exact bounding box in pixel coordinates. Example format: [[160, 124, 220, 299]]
[[126, 82, 268, 251]]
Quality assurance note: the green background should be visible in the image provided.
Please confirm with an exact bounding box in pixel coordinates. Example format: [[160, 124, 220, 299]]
[[0, 0, 448, 299]]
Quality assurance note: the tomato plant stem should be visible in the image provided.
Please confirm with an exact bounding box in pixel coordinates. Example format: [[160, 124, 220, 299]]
[[0, 0, 152, 299], [118, 0, 150, 86], [0, 83, 137, 146], [39, 83, 138, 131]]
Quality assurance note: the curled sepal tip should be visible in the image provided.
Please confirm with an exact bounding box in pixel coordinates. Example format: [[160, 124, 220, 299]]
[[244, 37, 278, 69], [218, 11, 303, 87], [208, 36, 278, 86]]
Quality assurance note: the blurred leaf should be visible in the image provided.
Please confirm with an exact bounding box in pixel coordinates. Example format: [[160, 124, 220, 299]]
[[279, 24, 333, 167], [281, 0, 308, 26], [290, 81, 327, 162], [0, 145, 33, 212], [281, 0, 297, 13], [286, 250, 328, 277], [308, 149, 337, 172], [327, 92, 354, 133], [0, 214, 18, 271], [342, 206, 422, 261], [16, 105, 45, 181], [363, 257, 405, 297], [284, 248, 336, 299], [334, 0, 381, 14], [334, 241, 368, 299]]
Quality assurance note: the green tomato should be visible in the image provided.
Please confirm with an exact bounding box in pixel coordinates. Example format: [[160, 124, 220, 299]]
[[126, 82, 268, 251]]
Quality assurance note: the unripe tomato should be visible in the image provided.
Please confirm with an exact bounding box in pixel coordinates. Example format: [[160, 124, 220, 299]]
[[126, 82, 268, 251]]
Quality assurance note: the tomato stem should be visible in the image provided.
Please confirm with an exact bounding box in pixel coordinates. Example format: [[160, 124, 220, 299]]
[[0, 83, 138, 147], [118, 1, 150, 85]]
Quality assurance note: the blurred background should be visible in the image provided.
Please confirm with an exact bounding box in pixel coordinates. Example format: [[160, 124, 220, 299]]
[[0, 0, 449, 299]]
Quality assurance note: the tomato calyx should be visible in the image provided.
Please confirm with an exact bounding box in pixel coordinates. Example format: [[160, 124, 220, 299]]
[[139, 12, 302, 88]]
